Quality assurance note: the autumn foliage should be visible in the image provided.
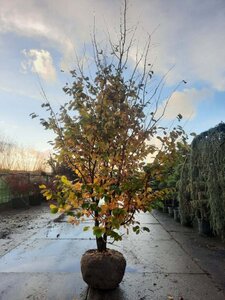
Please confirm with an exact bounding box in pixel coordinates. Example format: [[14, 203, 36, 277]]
[[36, 5, 187, 251]]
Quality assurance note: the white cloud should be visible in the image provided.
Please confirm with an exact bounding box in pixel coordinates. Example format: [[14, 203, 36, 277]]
[[0, 0, 75, 68], [21, 49, 56, 82], [0, 0, 225, 90], [124, 1, 225, 92], [156, 88, 211, 120]]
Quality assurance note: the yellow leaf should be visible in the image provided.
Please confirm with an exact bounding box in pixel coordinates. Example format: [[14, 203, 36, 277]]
[[100, 204, 108, 214], [75, 169, 81, 176], [94, 178, 99, 184], [68, 191, 75, 201], [50, 204, 57, 209], [74, 182, 82, 191], [39, 184, 46, 189], [82, 192, 90, 198], [44, 190, 52, 200], [136, 198, 142, 207], [64, 204, 72, 211], [72, 199, 79, 209], [61, 175, 70, 185], [68, 216, 79, 225]]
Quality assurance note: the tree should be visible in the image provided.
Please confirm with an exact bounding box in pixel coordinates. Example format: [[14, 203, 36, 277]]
[[0, 134, 48, 172], [36, 0, 186, 252], [144, 129, 190, 209], [48, 155, 78, 180]]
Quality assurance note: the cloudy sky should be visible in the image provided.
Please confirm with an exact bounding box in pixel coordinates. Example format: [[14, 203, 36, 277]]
[[0, 0, 225, 151]]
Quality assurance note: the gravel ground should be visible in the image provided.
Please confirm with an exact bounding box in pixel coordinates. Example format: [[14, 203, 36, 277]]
[[0, 203, 57, 257]]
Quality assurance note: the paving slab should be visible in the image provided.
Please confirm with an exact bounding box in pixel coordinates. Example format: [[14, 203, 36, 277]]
[[0, 239, 96, 272], [0, 211, 224, 299], [152, 210, 195, 233], [0, 204, 58, 257], [170, 231, 225, 292], [87, 273, 225, 300], [122, 237, 203, 274], [35, 222, 94, 239], [134, 212, 159, 224], [152, 210, 225, 294], [120, 223, 172, 241], [0, 272, 87, 300], [0, 272, 224, 300], [35, 216, 167, 241]]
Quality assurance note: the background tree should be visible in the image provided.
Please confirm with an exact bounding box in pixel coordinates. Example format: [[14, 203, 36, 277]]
[[144, 128, 190, 209], [0, 133, 48, 172], [48, 155, 77, 180]]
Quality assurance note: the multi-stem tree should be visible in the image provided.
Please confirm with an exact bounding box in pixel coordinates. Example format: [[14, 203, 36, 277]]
[[35, 1, 186, 251]]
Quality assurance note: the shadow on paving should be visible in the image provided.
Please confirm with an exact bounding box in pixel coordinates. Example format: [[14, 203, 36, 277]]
[[0, 211, 224, 299]]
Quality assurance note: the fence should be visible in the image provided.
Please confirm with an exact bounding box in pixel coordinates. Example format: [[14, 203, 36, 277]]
[[0, 172, 52, 205]]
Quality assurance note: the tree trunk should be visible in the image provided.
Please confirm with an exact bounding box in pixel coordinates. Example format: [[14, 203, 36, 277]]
[[96, 234, 107, 252]]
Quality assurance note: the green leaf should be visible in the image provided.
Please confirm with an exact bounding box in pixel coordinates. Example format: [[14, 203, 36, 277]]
[[90, 203, 101, 212], [75, 211, 82, 218], [50, 204, 58, 214], [30, 112, 38, 119], [83, 226, 90, 232], [132, 225, 140, 233], [82, 202, 90, 209], [93, 226, 105, 238], [108, 230, 122, 241], [142, 226, 150, 232], [111, 217, 121, 229], [67, 211, 75, 216], [112, 208, 125, 216]]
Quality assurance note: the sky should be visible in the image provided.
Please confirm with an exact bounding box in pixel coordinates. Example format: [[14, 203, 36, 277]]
[[0, 0, 225, 152]]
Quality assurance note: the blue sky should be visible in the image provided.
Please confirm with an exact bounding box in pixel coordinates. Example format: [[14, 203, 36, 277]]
[[0, 0, 225, 151]]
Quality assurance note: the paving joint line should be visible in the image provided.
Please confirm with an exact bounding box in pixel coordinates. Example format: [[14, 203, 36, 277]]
[[152, 212, 225, 296]]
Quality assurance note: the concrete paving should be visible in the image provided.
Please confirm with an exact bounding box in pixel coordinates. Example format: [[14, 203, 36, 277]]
[[0, 210, 225, 300]]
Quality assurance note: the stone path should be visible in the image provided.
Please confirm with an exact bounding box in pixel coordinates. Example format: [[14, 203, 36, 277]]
[[0, 206, 224, 299], [0, 204, 58, 257]]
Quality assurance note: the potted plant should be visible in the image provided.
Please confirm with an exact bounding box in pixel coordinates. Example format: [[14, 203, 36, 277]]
[[173, 207, 180, 222], [40, 174, 153, 289], [35, 2, 187, 290], [191, 199, 212, 236], [6, 174, 30, 209], [196, 202, 212, 236]]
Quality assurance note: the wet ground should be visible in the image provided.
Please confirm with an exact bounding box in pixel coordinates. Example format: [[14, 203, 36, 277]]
[[0, 203, 59, 257], [0, 204, 225, 299]]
